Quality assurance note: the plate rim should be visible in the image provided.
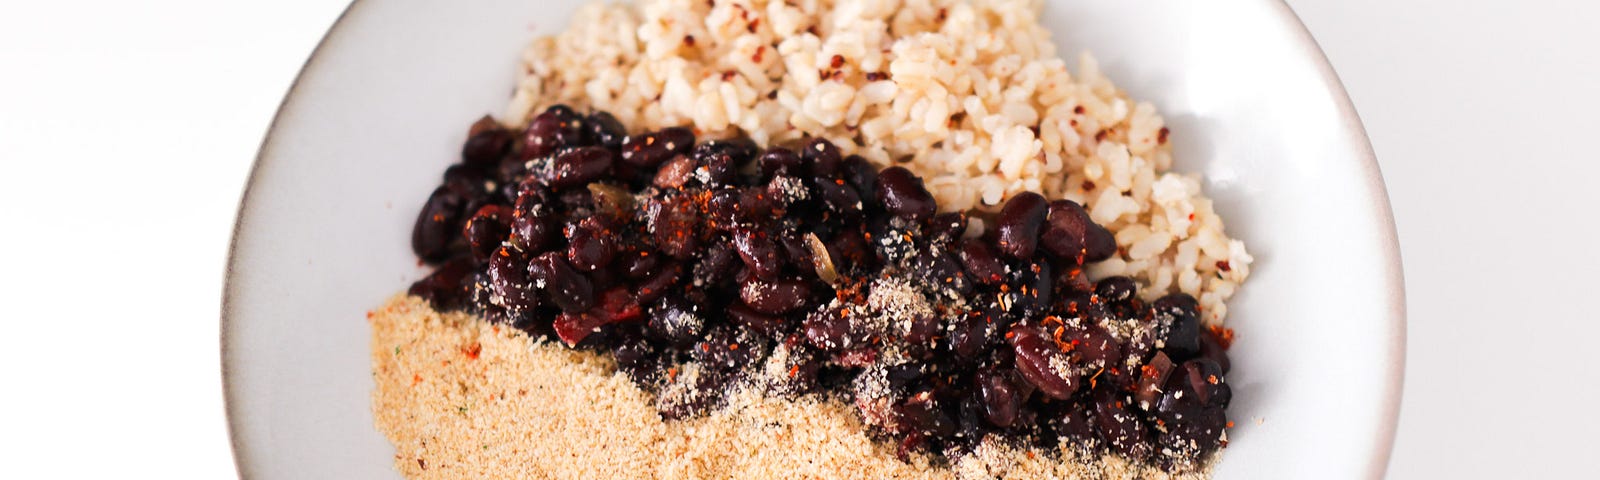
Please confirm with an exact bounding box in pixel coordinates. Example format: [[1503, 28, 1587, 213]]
[[219, 0, 1406, 477]]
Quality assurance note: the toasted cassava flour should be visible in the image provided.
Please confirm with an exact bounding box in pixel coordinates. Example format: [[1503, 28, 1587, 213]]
[[371, 296, 1210, 479]]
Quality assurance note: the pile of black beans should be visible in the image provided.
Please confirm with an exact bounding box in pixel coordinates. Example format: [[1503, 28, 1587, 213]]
[[408, 105, 1233, 469]]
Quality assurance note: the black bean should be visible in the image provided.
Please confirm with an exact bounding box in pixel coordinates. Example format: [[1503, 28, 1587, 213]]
[[726, 302, 787, 337], [801, 138, 842, 174], [912, 249, 971, 296], [1093, 389, 1150, 459], [647, 297, 704, 347], [825, 228, 871, 272], [1095, 276, 1138, 304], [701, 154, 738, 187], [958, 240, 1005, 286], [462, 205, 511, 263], [1051, 404, 1096, 442], [1154, 293, 1201, 360], [873, 166, 936, 221], [949, 313, 989, 359], [509, 210, 552, 252], [585, 111, 626, 149], [613, 336, 658, 377], [522, 111, 564, 159], [1005, 259, 1052, 319], [649, 195, 701, 258], [812, 176, 863, 222], [565, 217, 616, 271], [733, 229, 783, 280], [776, 230, 815, 276], [635, 261, 681, 304], [1008, 323, 1079, 399], [759, 147, 804, 178], [412, 186, 466, 264], [841, 155, 878, 201], [740, 277, 812, 314], [926, 212, 967, 245], [692, 325, 761, 371], [408, 256, 474, 310], [1157, 408, 1226, 455], [442, 164, 491, 200], [1067, 324, 1120, 369], [548, 146, 615, 190], [547, 106, 589, 148], [1041, 199, 1117, 262], [621, 127, 695, 168], [620, 248, 661, 279], [462, 127, 512, 168], [487, 247, 537, 311], [995, 191, 1048, 259], [694, 242, 739, 286], [895, 390, 956, 438], [693, 138, 759, 167], [737, 186, 775, 222], [977, 369, 1021, 428], [803, 309, 853, 351], [529, 252, 594, 313]]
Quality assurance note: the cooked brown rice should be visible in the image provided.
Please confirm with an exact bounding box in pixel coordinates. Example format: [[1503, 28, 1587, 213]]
[[505, 0, 1251, 324]]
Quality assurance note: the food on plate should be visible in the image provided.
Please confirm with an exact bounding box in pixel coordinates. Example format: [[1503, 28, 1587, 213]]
[[374, 1, 1251, 478]]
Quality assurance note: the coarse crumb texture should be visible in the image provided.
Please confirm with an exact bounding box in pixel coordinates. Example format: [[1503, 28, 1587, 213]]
[[505, 0, 1251, 323], [372, 295, 1211, 479]]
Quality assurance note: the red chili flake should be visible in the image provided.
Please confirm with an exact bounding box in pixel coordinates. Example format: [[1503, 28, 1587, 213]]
[[1094, 129, 1108, 142], [830, 55, 845, 69], [788, 365, 800, 378], [721, 70, 737, 81], [1074, 105, 1086, 114], [1207, 375, 1219, 385], [936, 7, 948, 22], [747, 18, 762, 33], [461, 342, 482, 360], [418, 459, 427, 470], [1082, 180, 1096, 190], [1158, 127, 1171, 144], [683, 35, 696, 47], [1226, 421, 1236, 428], [1208, 325, 1236, 349], [1216, 260, 1232, 272], [751, 46, 765, 63], [1188, 213, 1195, 221], [767, 90, 778, 100], [411, 374, 422, 386]]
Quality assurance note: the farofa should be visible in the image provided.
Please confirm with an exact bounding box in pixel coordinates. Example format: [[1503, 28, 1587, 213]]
[[371, 295, 1208, 479], [506, 0, 1251, 323]]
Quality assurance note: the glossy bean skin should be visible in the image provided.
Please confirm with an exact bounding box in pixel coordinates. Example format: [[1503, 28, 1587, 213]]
[[621, 127, 694, 168], [994, 192, 1048, 259], [872, 166, 936, 221], [412, 186, 467, 264], [548, 146, 615, 190], [529, 251, 594, 313], [740, 277, 813, 315]]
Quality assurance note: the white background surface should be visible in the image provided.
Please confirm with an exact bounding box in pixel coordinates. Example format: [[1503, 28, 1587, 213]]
[[0, 0, 1595, 478]]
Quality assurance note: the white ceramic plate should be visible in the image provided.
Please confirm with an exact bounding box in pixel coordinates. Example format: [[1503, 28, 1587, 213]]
[[224, 1, 1404, 478]]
